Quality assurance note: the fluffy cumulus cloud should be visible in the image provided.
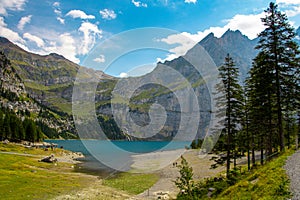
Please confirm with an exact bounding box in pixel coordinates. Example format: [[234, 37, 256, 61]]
[[53, 2, 65, 24], [276, 0, 300, 18], [224, 13, 265, 39], [99, 9, 117, 20], [276, 0, 300, 5], [56, 17, 65, 24], [17, 15, 32, 30], [53, 2, 60, 7], [119, 72, 129, 78], [132, 0, 148, 8], [184, 0, 197, 4], [159, 12, 265, 61], [93, 54, 105, 63], [66, 10, 95, 19], [44, 33, 80, 63], [78, 22, 102, 55], [159, 32, 200, 61], [0, 17, 25, 46], [23, 32, 44, 47], [0, 0, 27, 15]]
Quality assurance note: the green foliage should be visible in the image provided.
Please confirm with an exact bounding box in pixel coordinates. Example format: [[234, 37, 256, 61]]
[[175, 149, 293, 200], [0, 108, 43, 142], [214, 54, 244, 175], [217, 150, 293, 200], [103, 172, 159, 194], [246, 2, 300, 154], [36, 121, 60, 139], [97, 115, 127, 140], [190, 139, 203, 149], [175, 156, 195, 198]]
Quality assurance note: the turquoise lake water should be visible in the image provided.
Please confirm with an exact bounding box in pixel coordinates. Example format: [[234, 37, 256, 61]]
[[45, 140, 191, 177]]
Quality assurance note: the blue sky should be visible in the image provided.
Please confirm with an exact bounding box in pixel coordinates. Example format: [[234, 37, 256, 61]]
[[0, 0, 300, 77]]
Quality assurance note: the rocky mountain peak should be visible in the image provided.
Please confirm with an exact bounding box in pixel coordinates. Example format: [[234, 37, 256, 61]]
[[0, 37, 10, 44], [195, 29, 258, 80], [47, 53, 66, 60]]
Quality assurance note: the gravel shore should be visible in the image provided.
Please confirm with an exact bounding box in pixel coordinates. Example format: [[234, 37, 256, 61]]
[[284, 150, 300, 200]]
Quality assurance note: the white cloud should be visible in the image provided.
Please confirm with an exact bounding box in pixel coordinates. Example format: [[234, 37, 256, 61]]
[[23, 32, 44, 47], [45, 33, 80, 63], [57, 17, 65, 24], [184, 0, 197, 4], [99, 9, 117, 20], [119, 72, 129, 78], [159, 12, 265, 61], [224, 13, 265, 39], [132, 0, 148, 8], [285, 6, 300, 17], [282, 5, 300, 18], [276, 0, 300, 5], [276, 0, 300, 18], [160, 32, 200, 61], [0, 17, 25, 45], [54, 9, 61, 15], [53, 2, 60, 7], [78, 22, 102, 55], [52, 2, 65, 24], [66, 10, 95, 19], [0, 0, 27, 15], [22, 32, 79, 64], [1, 14, 79, 63], [17, 15, 32, 30], [93, 54, 105, 63]]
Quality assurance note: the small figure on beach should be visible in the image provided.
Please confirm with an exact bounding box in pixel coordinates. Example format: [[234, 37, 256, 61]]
[[172, 162, 178, 167]]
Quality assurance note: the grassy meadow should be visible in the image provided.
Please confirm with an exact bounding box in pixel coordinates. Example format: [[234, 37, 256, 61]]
[[0, 143, 96, 200], [0, 143, 160, 199]]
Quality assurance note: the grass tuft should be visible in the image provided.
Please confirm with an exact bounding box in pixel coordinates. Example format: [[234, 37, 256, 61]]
[[103, 172, 159, 194]]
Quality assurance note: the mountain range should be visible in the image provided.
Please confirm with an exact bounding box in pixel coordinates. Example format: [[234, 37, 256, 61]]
[[0, 27, 299, 140]]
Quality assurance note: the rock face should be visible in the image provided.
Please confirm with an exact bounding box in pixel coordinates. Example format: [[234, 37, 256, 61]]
[[199, 29, 258, 81], [3, 27, 298, 140], [0, 51, 38, 113], [0, 51, 75, 138]]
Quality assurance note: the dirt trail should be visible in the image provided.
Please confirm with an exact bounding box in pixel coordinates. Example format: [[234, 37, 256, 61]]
[[284, 150, 300, 200]]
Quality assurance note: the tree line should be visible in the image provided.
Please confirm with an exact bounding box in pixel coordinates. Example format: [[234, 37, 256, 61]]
[[212, 2, 300, 175], [0, 108, 44, 142], [191, 2, 300, 175], [177, 2, 299, 199]]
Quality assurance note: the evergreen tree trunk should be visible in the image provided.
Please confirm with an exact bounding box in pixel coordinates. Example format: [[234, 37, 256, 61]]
[[251, 131, 256, 166], [226, 64, 231, 176], [260, 134, 264, 165], [267, 90, 273, 160], [275, 69, 284, 151], [214, 54, 243, 176], [246, 108, 250, 171]]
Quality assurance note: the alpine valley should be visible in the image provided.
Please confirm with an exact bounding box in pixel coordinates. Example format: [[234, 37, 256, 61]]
[[0, 27, 299, 140]]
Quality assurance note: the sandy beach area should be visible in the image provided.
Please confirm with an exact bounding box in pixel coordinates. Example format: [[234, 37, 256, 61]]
[[49, 147, 225, 199], [129, 149, 226, 199]]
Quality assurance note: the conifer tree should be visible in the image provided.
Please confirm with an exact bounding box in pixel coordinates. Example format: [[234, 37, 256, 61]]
[[254, 2, 300, 151], [215, 54, 243, 176]]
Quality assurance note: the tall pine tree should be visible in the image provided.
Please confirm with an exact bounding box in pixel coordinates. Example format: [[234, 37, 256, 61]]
[[215, 54, 243, 176], [254, 2, 300, 151]]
